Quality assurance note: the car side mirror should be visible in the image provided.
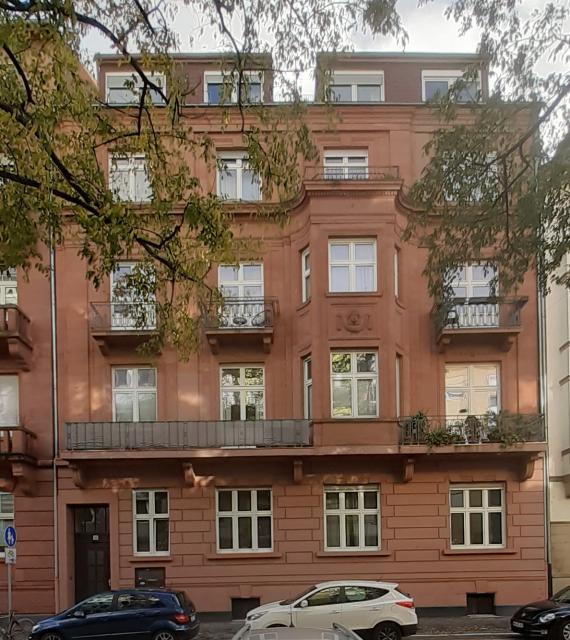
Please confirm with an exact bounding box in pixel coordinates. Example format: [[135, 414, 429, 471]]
[[299, 600, 309, 609], [73, 610, 86, 619]]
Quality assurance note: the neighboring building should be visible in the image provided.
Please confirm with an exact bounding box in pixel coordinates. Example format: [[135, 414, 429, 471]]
[[1, 51, 547, 618]]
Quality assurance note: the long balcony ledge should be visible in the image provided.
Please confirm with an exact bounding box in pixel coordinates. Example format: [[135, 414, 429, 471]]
[[89, 302, 158, 355], [432, 296, 527, 352], [0, 305, 32, 370], [304, 166, 401, 192], [203, 297, 278, 354]]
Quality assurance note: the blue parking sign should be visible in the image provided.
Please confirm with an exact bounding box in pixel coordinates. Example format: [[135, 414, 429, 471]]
[[4, 526, 16, 548]]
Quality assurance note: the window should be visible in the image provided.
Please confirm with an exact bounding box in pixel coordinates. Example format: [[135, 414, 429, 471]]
[[422, 70, 480, 102], [394, 248, 400, 299], [117, 592, 164, 610], [450, 264, 496, 299], [331, 352, 378, 418], [109, 154, 151, 202], [395, 355, 403, 418], [447, 264, 498, 328], [301, 248, 310, 302], [306, 586, 342, 607], [216, 488, 272, 552], [328, 239, 376, 293], [445, 364, 499, 417], [106, 72, 166, 105], [0, 269, 17, 305], [217, 154, 261, 201], [110, 262, 156, 330], [324, 486, 380, 551], [0, 376, 18, 426], [344, 586, 388, 602], [75, 593, 114, 615], [220, 366, 264, 420], [204, 71, 263, 104], [329, 72, 384, 102], [450, 486, 505, 548], [113, 368, 157, 422], [133, 490, 169, 555], [323, 151, 368, 180], [303, 356, 312, 419], [0, 493, 14, 553], [218, 263, 264, 328]]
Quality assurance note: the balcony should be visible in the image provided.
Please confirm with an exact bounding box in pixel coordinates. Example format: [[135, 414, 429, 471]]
[[0, 305, 32, 370], [203, 297, 278, 353], [0, 426, 37, 494], [89, 302, 158, 354], [433, 296, 527, 352]]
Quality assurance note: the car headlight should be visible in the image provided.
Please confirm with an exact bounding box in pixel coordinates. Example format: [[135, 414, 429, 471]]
[[247, 612, 267, 621], [539, 613, 556, 623], [32, 625, 40, 633]]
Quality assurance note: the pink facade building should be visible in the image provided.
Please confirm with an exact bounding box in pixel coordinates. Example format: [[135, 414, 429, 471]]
[[0, 51, 547, 618]]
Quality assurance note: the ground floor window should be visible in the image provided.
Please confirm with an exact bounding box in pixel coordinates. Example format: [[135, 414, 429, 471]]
[[450, 485, 505, 548], [324, 485, 380, 551], [216, 488, 272, 552], [133, 490, 169, 555]]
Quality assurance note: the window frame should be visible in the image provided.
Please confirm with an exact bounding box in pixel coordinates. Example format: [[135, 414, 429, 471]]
[[421, 69, 481, 103], [444, 363, 500, 417], [216, 153, 261, 201], [105, 71, 166, 105], [303, 355, 312, 419], [219, 365, 265, 421], [330, 351, 379, 419], [108, 153, 151, 202], [449, 485, 505, 549], [112, 367, 157, 422], [0, 375, 19, 427], [328, 239, 377, 293], [450, 264, 497, 299], [395, 355, 403, 419], [323, 150, 369, 180], [301, 247, 311, 303], [132, 489, 170, 556], [0, 492, 14, 557], [215, 488, 273, 553], [324, 485, 381, 552], [218, 263, 264, 298], [329, 71, 385, 102], [204, 70, 264, 104], [0, 268, 17, 305]]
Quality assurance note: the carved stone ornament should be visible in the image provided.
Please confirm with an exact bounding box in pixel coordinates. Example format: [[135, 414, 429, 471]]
[[336, 310, 371, 333]]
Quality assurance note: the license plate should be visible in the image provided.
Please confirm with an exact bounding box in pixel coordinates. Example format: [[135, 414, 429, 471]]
[[190, 614, 196, 622], [513, 621, 524, 628]]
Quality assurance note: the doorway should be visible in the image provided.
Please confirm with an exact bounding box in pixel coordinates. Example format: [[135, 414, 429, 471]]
[[73, 505, 110, 602]]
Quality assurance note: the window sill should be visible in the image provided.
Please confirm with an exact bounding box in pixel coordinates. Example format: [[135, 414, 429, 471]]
[[327, 418, 380, 423], [128, 556, 174, 563], [315, 550, 392, 558], [206, 552, 283, 561], [442, 548, 517, 556], [325, 292, 381, 298]]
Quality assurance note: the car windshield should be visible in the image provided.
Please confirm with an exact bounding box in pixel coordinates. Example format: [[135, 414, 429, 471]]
[[553, 587, 570, 603], [280, 585, 317, 605]]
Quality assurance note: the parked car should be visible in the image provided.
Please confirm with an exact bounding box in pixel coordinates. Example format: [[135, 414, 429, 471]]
[[244, 580, 417, 640], [511, 586, 570, 639], [233, 622, 362, 640], [28, 589, 199, 640]]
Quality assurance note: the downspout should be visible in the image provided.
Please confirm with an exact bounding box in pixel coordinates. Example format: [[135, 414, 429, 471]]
[[50, 239, 59, 607]]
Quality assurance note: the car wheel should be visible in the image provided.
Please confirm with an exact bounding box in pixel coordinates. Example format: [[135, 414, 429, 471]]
[[40, 633, 63, 640], [374, 622, 402, 640], [153, 632, 176, 640], [558, 621, 570, 640]]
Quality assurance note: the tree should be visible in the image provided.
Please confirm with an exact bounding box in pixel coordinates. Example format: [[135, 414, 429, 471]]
[[405, 0, 569, 300]]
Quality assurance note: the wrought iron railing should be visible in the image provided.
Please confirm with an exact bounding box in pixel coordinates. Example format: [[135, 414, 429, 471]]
[[0, 305, 31, 345], [433, 297, 526, 332], [65, 419, 311, 450], [204, 297, 277, 330], [399, 413, 545, 445], [90, 302, 157, 332], [306, 166, 400, 181]]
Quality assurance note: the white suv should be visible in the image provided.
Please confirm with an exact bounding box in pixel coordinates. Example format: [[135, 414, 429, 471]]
[[245, 581, 418, 640]]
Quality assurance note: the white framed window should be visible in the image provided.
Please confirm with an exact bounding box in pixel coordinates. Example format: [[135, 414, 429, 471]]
[[451, 264, 496, 299], [133, 490, 169, 555], [329, 239, 377, 293], [330, 352, 378, 418], [0, 376, 18, 426], [0, 269, 17, 305], [394, 248, 400, 299], [113, 367, 157, 422], [217, 153, 261, 201], [445, 364, 499, 417], [216, 488, 272, 552], [329, 72, 384, 102], [301, 248, 311, 302], [110, 262, 156, 330], [303, 356, 312, 419], [0, 493, 14, 555], [324, 485, 380, 551], [109, 154, 151, 202], [324, 151, 368, 180], [396, 355, 403, 419], [105, 72, 166, 105], [447, 264, 498, 328], [450, 486, 505, 548], [422, 69, 480, 102], [204, 71, 263, 104], [218, 263, 264, 328], [220, 366, 264, 420]]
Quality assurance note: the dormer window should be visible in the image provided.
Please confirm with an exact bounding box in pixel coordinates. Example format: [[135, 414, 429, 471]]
[[105, 72, 166, 105], [204, 71, 263, 104], [422, 70, 480, 102], [329, 72, 384, 103]]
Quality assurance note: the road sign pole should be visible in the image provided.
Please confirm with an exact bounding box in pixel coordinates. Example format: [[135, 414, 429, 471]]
[[7, 560, 11, 616]]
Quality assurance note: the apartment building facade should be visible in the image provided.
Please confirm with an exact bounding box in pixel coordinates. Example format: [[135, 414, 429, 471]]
[[0, 51, 547, 617]]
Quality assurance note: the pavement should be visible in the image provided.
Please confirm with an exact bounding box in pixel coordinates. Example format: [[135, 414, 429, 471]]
[[197, 616, 516, 640]]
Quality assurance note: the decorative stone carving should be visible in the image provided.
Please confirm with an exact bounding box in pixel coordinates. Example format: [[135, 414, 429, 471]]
[[336, 310, 372, 334]]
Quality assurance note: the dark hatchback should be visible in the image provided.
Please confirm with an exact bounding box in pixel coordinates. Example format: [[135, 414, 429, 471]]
[[29, 589, 199, 640], [511, 587, 570, 639]]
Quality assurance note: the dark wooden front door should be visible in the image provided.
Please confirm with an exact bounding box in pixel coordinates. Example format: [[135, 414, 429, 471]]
[[73, 505, 110, 603]]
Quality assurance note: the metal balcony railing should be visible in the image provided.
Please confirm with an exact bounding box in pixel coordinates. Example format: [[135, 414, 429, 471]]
[[90, 302, 157, 332], [0, 305, 31, 345], [204, 297, 277, 330], [399, 413, 545, 445], [433, 297, 526, 333], [65, 419, 311, 450], [306, 166, 400, 182]]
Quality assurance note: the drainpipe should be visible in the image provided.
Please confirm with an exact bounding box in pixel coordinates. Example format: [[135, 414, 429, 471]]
[[50, 239, 59, 607]]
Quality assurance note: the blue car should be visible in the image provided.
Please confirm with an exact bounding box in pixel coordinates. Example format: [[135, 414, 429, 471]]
[[29, 589, 200, 640]]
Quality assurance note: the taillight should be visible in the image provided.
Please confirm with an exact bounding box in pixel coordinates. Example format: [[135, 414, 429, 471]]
[[174, 613, 190, 624], [397, 601, 415, 609]]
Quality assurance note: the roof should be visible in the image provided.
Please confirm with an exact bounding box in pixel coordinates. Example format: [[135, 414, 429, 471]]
[[315, 580, 399, 589], [95, 52, 272, 62], [316, 51, 484, 61]]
